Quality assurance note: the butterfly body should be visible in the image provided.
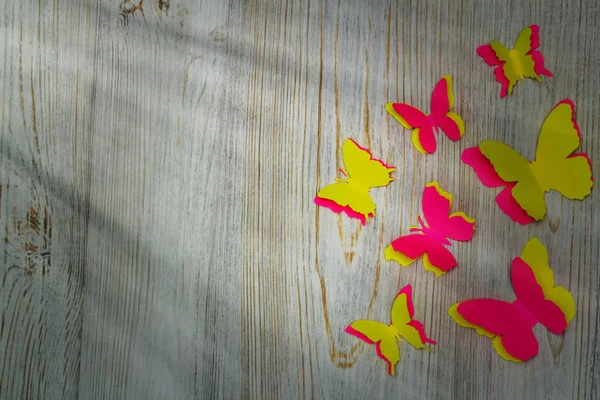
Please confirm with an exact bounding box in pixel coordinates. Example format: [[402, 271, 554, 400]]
[[385, 182, 475, 276], [506, 49, 528, 75], [338, 171, 370, 193], [450, 238, 575, 362], [315, 139, 395, 225], [529, 160, 552, 193], [511, 298, 539, 328], [386, 75, 464, 154], [463, 100, 593, 224], [501, 45, 541, 82], [425, 114, 446, 135], [346, 285, 436, 375], [479, 25, 552, 97], [409, 215, 452, 246]]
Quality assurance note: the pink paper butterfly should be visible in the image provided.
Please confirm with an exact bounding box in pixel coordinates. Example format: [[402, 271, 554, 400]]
[[384, 182, 476, 276], [450, 238, 575, 362], [385, 75, 464, 154]]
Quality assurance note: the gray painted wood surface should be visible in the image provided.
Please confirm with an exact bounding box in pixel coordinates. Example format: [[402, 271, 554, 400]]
[[0, 0, 599, 398]]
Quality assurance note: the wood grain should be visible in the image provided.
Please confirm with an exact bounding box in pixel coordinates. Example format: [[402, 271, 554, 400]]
[[0, 0, 599, 398]]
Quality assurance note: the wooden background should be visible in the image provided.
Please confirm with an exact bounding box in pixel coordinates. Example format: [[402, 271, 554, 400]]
[[0, 0, 598, 398]]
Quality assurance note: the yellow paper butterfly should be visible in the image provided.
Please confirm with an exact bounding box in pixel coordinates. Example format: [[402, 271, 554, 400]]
[[519, 238, 575, 322], [465, 100, 593, 222], [346, 285, 435, 375], [314, 138, 395, 225], [477, 25, 552, 97]]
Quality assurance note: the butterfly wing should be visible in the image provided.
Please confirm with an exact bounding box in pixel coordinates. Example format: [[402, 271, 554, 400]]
[[476, 44, 503, 66], [462, 147, 507, 188], [495, 184, 537, 225], [525, 24, 540, 50], [512, 26, 543, 83], [511, 256, 568, 334], [346, 321, 399, 375], [384, 244, 415, 267], [493, 65, 512, 98], [430, 75, 452, 116], [514, 24, 553, 80], [385, 102, 428, 130], [387, 234, 457, 277], [410, 128, 434, 154], [477, 43, 511, 98], [525, 25, 553, 77], [478, 141, 530, 182], [391, 286, 436, 349], [479, 140, 547, 220], [436, 112, 464, 141], [430, 75, 465, 141], [421, 182, 475, 241], [510, 179, 547, 221], [315, 183, 375, 225], [342, 139, 395, 187], [532, 100, 593, 200], [518, 238, 576, 324], [489, 40, 510, 61], [450, 299, 539, 361], [462, 147, 536, 224], [386, 103, 437, 154]]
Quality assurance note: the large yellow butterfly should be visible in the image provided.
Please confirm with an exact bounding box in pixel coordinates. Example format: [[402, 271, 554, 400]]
[[314, 139, 395, 225], [346, 285, 435, 375], [463, 100, 593, 223], [477, 25, 552, 97]]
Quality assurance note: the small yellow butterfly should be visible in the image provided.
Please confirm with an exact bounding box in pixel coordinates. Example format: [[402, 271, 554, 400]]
[[346, 285, 436, 375], [477, 25, 553, 97], [314, 139, 395, 225]]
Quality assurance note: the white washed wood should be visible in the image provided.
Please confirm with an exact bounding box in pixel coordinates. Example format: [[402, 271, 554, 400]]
[[0, 0, 599, 399], [0, 0, 96, 397]]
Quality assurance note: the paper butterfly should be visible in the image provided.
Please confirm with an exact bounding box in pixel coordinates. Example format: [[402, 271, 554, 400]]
[[346, 285, 436, 375], [384, 182, 475, 277], [386, 75, 464, 154], [462, 100, 593, 225], [449, 238, 575, 362], [477, 24, 552, 98], [314, 138, 395, 225]]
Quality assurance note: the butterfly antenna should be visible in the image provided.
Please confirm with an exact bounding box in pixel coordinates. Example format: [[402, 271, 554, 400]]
[[339, 168, 348, 177], [409, 215, 424, 232]]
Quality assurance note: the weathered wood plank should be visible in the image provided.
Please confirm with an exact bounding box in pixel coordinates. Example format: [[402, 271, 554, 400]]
[[0, 0, 97, 398], [78, 0, 245, 398]]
